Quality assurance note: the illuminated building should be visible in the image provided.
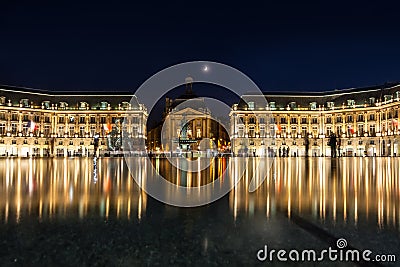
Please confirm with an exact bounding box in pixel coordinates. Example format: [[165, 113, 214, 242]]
[[0, 85, 147, 157], [230, 83, 400, 157], [148, 77, 230, 153]]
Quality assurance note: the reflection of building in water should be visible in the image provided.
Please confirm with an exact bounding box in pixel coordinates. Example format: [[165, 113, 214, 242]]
[[229, 158, 400, 229], [230, 83, 400, 157], [0, 158, 147, 222], [0, 86, 147, 157], [148, 77, 229, 153]]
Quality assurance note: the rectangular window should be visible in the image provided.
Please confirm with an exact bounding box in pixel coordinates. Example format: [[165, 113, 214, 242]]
[[0, 123, 5, 135], [336, 126, 341, 135], [369, 114, 375, 121], [312, 117, 318, 124], [238, 126, 244, 137], [326, 117, 332, 124], [301, 126, 307, 137], [90, 117, 96, 124], [290, 117, 297, 124], [90, 125, 96, 137], [260, 126, 265, 137], [249, 126, 255, 137], [132, 116, 139, 124], [196, 128, 201, 138], [79, 116, 85, 123], [132, 126, 138, 137], [80, 126, 85, 137], [11, 123, 17, 134], [312, 126, 318, 136], [358, 124, 364, 136], [23, 123, 29, 135], [369, 125, 376, 136], [291, 126, 297, 136], [44, 125, 50, 136], [327, 126, 332, 136], [58, 126, 64, 136], [270, 125, 275, 137]]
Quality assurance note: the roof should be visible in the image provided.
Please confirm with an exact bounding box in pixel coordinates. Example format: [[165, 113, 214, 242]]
[[0, 84, 142, 109], [237, 82, 400, 110]]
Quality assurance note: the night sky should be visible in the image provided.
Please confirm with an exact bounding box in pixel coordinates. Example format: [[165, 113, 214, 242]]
[[1, 1, 400, 93]]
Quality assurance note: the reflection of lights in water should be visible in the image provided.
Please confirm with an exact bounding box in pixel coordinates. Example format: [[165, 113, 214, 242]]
[[138, 194, 142, 221], [226, 157, 400, 231], [93, 157, 98, 183], [0, 157, 399, 230]]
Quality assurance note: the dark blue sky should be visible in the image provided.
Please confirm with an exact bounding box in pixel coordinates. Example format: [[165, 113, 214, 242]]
[[1, 1, 400, 92]]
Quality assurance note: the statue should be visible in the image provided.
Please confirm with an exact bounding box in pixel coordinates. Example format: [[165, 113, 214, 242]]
[[107, 119, 122, 152]]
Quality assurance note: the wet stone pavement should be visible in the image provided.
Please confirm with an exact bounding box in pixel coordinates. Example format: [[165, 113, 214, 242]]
[[0, 157, 399, 266]]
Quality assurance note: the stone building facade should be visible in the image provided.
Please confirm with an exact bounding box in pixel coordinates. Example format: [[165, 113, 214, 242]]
[[0, 85, 147, 157], [230, 83, 400, 157]]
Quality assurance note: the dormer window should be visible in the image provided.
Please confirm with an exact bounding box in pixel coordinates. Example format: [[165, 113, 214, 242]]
[[289, 102, 296, 109], [396, 92, 400, 100], [0, 96, 5, 105], [248, 101, 254, 110], [369, 97, 375, 106], [310, 102, 317, 110], [269, 102, 276, 109], [20, 99, 29, 108], [100, 101, 108, 110], [347, 99, 355, 107], [42, 101, 51, 109], [384, 95, 393, 102], [326, 102, 334, 109], [79, 102, 88, 110], [59, 102, 68, 109], [121, 101, 130, 110]]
